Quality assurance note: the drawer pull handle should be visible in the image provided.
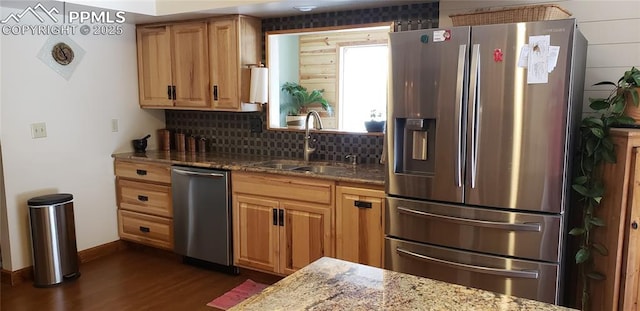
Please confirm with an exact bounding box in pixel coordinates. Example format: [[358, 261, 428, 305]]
[[139, 226, 150, 233], [137, 195, 148, 202], [397, 206, 541, 232], [278, 209, 284, 227], [354, 200, 372, 209], [396, 247, 539, 279], [136, 169, 147, 176]]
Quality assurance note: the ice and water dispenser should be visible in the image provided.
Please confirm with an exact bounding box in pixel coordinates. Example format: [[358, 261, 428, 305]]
[[393, 118, 436, 175]]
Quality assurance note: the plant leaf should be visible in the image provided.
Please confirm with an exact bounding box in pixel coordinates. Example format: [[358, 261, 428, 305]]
[[592, 243, 609, 256], [590, 217, 606, 227], [576, 248, 590, 263], [593, 81, 616, 87], [574, 176, 588, 185], [590, 127, 605, 138], [589, 99, 609, 111], [572, 184, 590, 197], [568, 227, 585, 236], [593, 196, 602, 204], [587, 272, 606, 281], [583, 117, 604, 127], [616, 116, 636, 125]]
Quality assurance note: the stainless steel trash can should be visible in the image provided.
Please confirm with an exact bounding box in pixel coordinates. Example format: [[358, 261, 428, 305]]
[[28, 193, 80, 287]]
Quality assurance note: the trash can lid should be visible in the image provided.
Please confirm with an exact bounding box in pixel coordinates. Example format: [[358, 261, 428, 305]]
[[27, 193, 73, 206]]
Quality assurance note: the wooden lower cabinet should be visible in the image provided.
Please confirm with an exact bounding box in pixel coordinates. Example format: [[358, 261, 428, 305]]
[[280, 200, 332, 275], [588, 129, 640, 310], [234, 194, 280, 273], [232, 172, 334, 275], [114, 159, 173, 251], [336, 185, 384, 268]]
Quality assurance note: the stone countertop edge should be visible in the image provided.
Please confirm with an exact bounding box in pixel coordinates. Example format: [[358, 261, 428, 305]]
[[230, 257, 578, 311], [112, 151, 385, 186]]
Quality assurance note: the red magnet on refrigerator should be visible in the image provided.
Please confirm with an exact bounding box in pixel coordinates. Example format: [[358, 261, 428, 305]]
[[493, 48, 504, 62]]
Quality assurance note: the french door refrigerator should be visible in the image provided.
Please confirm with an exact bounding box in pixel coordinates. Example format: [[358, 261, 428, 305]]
[[385, 19, 587, 304]]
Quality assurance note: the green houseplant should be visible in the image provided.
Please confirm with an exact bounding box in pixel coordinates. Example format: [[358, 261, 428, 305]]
[[364, 109, 385, 132], [281, 82, 332, 116], [571, 67, 640, 310]]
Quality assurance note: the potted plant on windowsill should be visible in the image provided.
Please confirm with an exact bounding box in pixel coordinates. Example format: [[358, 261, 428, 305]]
[[571, 66, 639, 310], [364, 109, 385, 132], [281, 82, 332, 124]]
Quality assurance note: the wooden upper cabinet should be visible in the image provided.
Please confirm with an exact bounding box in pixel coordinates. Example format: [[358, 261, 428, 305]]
[[209, 15, 261, 111], [136, 26, 173, 107], [136, 21, 209, 109], [136, 16, 260, 111], [171, 22, 210, 108]]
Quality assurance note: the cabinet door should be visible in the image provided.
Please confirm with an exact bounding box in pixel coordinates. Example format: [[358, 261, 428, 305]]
[[621, 148, 640, 311], [136, 26, 173, 107], [336, 186, 384, 268], [279, 201, 332, 275], [171, 22, 210, 108], [233, 194, 279, 273], [209, 18, 240, 110]]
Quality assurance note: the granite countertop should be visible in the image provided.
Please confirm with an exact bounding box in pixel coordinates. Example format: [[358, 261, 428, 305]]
[[231, 257, 577, 311], [112, 151, 385, 186]]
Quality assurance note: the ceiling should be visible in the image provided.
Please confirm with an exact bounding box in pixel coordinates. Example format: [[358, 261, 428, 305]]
[[53, 0, 435, 24]]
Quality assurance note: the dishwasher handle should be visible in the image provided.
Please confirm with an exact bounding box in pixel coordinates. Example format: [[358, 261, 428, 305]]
[[172, 168, 226, 178]]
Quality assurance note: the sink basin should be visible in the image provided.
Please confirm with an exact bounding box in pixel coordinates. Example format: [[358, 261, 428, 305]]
[[253, 159, 313, 170], [258, 162, 305, 170], [291, 165, 346, 174], [253, 160, 348, 174]]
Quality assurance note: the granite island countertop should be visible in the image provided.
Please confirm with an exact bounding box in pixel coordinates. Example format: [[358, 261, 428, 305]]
[[230, 257, 577, 311], [112, 151, 384, 186]]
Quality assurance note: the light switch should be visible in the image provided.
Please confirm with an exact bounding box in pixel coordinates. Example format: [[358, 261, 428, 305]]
[[111, 119, 119, 132], [31, 123, 47, 139]]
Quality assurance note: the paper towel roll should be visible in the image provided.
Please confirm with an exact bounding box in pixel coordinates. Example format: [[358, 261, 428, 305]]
[[250, 67, 269, 104]]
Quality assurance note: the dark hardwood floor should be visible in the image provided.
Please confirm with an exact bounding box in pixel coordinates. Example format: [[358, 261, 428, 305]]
[[1, 247, 282, 311]]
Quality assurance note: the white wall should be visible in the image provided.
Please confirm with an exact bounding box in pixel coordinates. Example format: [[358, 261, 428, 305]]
[[439, 0, 640, 116], [0, 6, 165, 271]]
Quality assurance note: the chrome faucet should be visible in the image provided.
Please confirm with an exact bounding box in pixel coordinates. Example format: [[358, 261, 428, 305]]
[[304, 110, 323, 161]]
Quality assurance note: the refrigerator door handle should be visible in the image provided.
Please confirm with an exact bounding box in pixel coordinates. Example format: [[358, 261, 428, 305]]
[[469, 44, 481, 188], [454, 44, 467, 188], [397, 206, 541, 232], [396, 247, 540, 279]]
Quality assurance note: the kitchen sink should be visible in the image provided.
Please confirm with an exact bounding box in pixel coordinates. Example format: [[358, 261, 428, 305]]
[[291, 165, 346, 174], [252, 160, 348, 174]]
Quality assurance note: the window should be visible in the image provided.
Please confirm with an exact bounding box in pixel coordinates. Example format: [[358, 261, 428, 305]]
[[339, 44, 388, 132]]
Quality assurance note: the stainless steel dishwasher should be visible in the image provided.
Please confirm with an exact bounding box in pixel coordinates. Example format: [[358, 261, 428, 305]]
[[171, 166, 237, 274]]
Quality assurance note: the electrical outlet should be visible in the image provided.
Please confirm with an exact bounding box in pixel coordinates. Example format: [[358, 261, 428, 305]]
[[31, 122, 47, 139], [111, 119, 119, 132]]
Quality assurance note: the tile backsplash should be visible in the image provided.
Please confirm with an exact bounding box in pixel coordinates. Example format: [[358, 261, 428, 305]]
[[165, 110, 385, 164], [165, 1, 439, 165]]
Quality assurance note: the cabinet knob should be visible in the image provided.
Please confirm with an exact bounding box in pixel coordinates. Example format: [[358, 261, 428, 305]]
[[632, 221, 638, 230]]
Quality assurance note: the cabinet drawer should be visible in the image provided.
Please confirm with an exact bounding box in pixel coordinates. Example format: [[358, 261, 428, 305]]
[[118, 210, 173, 250], [233, 172, 333, 205], [115, 159, 171, 184], [118, 179, 172, 218]]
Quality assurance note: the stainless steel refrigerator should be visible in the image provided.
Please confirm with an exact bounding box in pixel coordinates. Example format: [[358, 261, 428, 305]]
[[385, 19, 587, 304]]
